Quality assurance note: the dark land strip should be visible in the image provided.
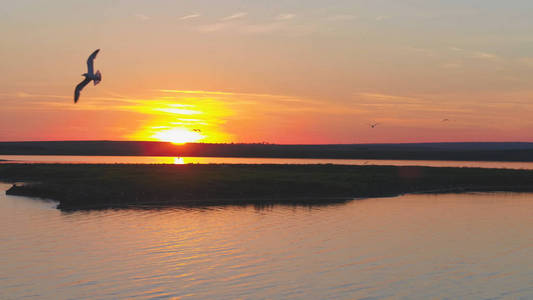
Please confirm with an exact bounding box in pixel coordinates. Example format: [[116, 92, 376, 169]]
[[3, 141, 533, 161], [1, 164, 533, 210]]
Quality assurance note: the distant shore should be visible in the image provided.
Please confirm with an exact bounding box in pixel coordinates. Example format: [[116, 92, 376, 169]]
[[3, 141, 533, 161], [2, 164, 533, 210]]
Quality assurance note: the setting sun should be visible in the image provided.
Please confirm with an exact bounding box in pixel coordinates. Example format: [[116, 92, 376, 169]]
[[152, 127, 204, 144], [4, 1, 533, 299], [125, 92, 234, 144]]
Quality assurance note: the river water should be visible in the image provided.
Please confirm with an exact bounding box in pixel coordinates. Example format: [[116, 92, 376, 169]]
[[2, 155, 533, 169], [1, 183, 532, 299]]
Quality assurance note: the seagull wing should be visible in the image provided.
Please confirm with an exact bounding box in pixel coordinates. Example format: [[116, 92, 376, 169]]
[[86, 49, 100, 75], [74, 78, 91, 103]]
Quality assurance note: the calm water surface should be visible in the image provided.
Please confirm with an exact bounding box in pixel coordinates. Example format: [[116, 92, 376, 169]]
[[2, 155, 533, 169], [1, 183, 532, 299]]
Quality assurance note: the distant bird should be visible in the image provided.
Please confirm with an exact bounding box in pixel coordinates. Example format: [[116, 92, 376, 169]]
[[369, 123, 380, 128], [74, 49, 102, 103], [442, 118, 450, 122], [192, 129, 202, 132]]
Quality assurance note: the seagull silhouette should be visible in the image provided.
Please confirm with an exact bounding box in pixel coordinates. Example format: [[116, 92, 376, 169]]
[[369, 123, 379, 128], [74, 49, 102, 103], [192, 129, 202, 132]]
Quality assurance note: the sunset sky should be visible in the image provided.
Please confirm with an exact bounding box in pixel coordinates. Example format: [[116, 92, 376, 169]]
[[1, 0, 533, 144]]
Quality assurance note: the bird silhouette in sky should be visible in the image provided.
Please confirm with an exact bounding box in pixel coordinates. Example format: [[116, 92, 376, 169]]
[[442, 118, 450, 122], [369, 123, 380, 128], [74, 49, 102, 103], [192, 129, 202, 132]]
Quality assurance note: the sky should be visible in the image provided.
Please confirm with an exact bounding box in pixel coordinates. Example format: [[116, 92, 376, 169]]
[[1, 0, 533, 144]]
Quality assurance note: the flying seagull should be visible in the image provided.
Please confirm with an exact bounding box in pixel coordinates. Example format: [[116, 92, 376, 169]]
[[74, 49, 102, 103], [369, 123, 379, 128]]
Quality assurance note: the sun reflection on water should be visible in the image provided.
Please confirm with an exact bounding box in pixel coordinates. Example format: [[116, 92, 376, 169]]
[[173, 157, 185, 164]]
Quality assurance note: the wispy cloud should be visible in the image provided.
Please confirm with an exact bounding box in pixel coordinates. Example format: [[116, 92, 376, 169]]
[[354, 91, 533, 127], [327, 14, 357, 21], [519, 57, 533, 68], [221, 12, 247, 21], [197, 12, 249, 32], [197, 21, 302, 35], [276, 13, 295, 21], [352, 92, 479, 126], [197, 18, 313, 35], [441, 63, 462, 69], [471, 51, 498, 60], [197, 22, 231, 32], [154, 107, 201, 115], [160, 90, 238, 96], [134, 14, 150, 21], [158, 89, 331, 114], [408, 47, 436, 57], [181, 13, 200, 20], [356, 92, 425, 105], [159, 89, 309, 102], [449, 46, 499, 60], [242, 22, 286, 34], [12, 91, 69, 100], [3, 91, 157, 110]]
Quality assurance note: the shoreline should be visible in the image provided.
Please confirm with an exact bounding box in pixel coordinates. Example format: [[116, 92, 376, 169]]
[[3, 141, 533, 162], [3, 154, 533, 164], [2, 163, 533, 210], [7, 185, 532, 211]]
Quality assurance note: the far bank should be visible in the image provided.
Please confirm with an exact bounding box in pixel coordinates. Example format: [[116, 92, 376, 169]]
[[3, 141, 533, 161]]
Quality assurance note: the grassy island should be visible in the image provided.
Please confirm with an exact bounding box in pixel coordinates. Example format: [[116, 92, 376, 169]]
[[1, 163, 533, 210]]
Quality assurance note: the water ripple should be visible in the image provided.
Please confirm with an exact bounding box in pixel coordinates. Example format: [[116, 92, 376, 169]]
[[1, 186, 532, 299]]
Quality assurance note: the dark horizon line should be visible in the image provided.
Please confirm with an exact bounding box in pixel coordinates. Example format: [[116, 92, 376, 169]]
[[2, 140, 533, 146]]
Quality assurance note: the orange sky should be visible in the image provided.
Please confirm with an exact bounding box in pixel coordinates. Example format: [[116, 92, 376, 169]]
[[1, 1, 533, 144]]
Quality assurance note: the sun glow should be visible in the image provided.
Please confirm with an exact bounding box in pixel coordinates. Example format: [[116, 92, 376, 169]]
[[152, 127, 204, 144], [155, 108, 201, 115], [125, 92, 235, 143]]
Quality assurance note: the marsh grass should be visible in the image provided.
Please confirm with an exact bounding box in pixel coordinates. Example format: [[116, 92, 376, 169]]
[[1, 164, 533, 210]]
